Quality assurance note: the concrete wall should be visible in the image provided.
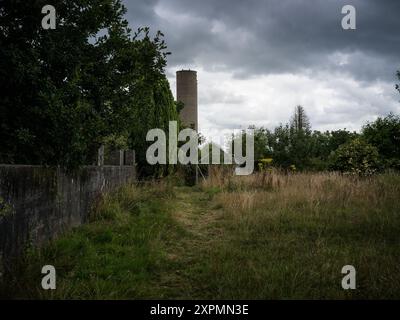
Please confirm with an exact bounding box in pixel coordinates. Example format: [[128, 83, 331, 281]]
[[0, 165, 136, 274], [177, 70, 198, 131]]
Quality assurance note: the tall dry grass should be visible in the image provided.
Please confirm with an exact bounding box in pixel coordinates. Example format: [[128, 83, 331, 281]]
[[198, 167, 400, 298], [203, 168, 400, 220]]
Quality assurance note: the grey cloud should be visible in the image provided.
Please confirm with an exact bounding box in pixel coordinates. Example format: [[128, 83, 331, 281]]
[[121, 0, 399, 139], [200, 88, 245, 105], [123, 0, 400, 82]]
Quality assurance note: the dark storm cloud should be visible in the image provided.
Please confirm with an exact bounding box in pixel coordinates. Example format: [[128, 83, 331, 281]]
[[123, 0, 400, 82]]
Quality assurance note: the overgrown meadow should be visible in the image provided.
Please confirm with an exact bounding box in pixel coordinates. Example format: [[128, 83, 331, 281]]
[[4, 169, 400, 299]]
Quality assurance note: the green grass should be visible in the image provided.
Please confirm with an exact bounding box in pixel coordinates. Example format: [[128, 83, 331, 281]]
[[4, 172, 400, 299], [4, 182, 186, 299]]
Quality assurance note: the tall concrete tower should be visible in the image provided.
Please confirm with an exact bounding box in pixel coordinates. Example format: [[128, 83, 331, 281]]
[[176, 70, 198, 131]]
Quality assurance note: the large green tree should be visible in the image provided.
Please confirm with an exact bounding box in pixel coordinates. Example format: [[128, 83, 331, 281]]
[[264, 124, 291, 169], [362, 113, 400, 169], [0, 0, 132, 167], [0, 1, 178, 173], [125, 27, 180, 177], [309, 129, 358, 170], [288, 106, 312, 170]]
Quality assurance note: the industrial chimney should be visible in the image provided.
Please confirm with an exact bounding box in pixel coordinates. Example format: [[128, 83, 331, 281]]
[[176, 70, 198, 131]]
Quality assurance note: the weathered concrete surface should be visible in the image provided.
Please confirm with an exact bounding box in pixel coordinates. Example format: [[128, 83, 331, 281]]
[[0, 165, 136, 274]]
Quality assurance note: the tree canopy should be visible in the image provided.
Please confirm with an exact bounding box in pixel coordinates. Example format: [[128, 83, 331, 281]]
[[0, 0, 179, 172], [362, 113, 400, 169], [233, 104, 399, 174]]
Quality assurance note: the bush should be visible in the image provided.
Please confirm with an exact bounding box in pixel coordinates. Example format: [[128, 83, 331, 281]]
[[329, 138, 381, 176], [362, 113, 400, 169]]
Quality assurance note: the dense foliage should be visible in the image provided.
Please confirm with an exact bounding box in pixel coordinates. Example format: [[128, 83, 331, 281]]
[[242, 103, 399, 174], [0, 0, 179, 173], [329, 138, 380, 176], [362, 113, 400, 170]]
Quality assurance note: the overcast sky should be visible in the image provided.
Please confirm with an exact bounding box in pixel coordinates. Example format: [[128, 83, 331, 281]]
[[123, 0, 400, 142]]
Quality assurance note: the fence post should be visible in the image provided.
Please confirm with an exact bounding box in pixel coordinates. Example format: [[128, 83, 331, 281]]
[[123, 150, 135, 166], [119, 150, 124, 167], [97, 145, 104, 166]]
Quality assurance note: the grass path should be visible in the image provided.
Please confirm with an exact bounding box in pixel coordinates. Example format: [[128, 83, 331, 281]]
[[154, 187, 225, 299]]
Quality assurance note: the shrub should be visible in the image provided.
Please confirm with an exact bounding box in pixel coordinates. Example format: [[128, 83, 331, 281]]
[[257, 158, 273, 171], [362, 113, 400, 169], [329, 138, 381, 176]]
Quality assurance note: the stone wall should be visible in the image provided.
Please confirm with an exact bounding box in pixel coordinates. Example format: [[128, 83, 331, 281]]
[[0, 165, 136, 274]]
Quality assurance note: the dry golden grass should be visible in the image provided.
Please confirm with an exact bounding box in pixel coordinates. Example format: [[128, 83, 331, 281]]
[[198, 167, 400, 299], [203, 168, 399, 218]]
